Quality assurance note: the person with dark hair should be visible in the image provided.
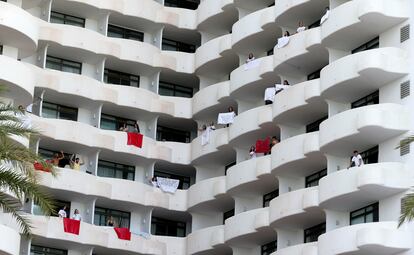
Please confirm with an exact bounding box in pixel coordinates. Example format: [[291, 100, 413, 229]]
[[57, 151, 70, 168], [119, 123, 128, 132], [58, 205, 67, 218], [297, 21, 306, 33], [133, 122, 140, 133], [284, 31, 290, 37], [246, 53, 255, 63], [349, 150, 364, 168], [249, 146, 256, 159], [72, 209, 82, 221], [70, 154, 84, 170]]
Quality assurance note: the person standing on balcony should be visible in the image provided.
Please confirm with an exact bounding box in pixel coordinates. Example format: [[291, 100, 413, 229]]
[[70, 154, 84, 170], [246, 53, 255, 63], [132, 122, 140, 133], [349, 150, 364, 168], [72, 209, 82, 221], [267, 136, 279, 155], [249, 146, 257, 159], [297, 21, 306, 33], [58, 206, 67, 218]]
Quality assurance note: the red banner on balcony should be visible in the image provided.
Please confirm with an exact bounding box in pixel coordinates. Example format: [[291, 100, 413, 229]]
[[33, 161, 51, 172], [63, 218, 80, 235], [255, 137, 270, 153], [127, 132, 143, 148], [114, 227, 131, 240]]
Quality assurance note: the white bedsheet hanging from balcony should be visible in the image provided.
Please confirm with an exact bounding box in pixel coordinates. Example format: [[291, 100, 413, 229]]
[[157, 177, 180, 193], [276, 36, 290, 49], [217, 111, 236, 125], [244, 59, 261, 70]]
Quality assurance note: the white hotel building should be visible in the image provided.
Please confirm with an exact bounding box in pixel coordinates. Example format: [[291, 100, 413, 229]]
[[0, 0, 414, 254]]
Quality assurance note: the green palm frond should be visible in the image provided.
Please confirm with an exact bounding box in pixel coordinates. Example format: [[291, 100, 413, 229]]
[[0, 192, 32, 236], [399, 193, 414, 227]]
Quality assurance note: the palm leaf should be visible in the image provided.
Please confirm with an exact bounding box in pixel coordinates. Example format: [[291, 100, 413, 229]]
[[399, 193, 414, 227], [0, 192, 32, 236]]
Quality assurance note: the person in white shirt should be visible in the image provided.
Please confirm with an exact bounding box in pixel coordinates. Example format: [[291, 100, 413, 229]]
[[349, 150, 364, 168], [72, 209, 82, 221], [58, 206, 67, 218], [245, 53, 255, 63], [249, 146, 256, 159], [297, 21, 306, 33]]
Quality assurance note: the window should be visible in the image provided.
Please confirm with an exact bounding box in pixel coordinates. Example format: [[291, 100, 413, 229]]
[[351, 37, 379, 54], [30, 245, 67, 255], [305, 169, 327, 188], [306, 116, 328, 133], [350, 202, 379, 225], [100, 114, 136, 131], [107, 24, 144, 42], [223, 208, 234, 224], [97, 160, 135, 181], [307, 68, 322, 81], [94, 207, 131, 228], [304, 222, 325, 243], [267, 48, 274, 56], [159, 81, 193, 98], [46, 55, 82, 74], [52, 200, 71, 218], [224, 161, 236, 175], [164, 0, 199, 10], [308, 19, 321, 29], [151, 217, 186, 237], [261, 240, 277, 255], [359, 146, 379, 164], [162, 38, 196, 53], [104, 69, 140, 87], [263, 189, 279, 207], [351, 90, 379, 109], [41, 102, 78, 121], [154, 170, 191, 189], [50, 11, 85, 28], [0, 45, 3, 54], [157, 125, 191, 143]]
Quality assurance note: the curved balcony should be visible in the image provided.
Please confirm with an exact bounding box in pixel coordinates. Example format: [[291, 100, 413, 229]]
[[30, 215, 168, 255], [0, 224, 20, 255], [0, 55, 34, 107], [225, 208, 275, 246], [318, 222, 412, 255], [269, 187, 324, 229], [31, 116, 192, 165], [320, 47, 409, 102], [38, 168, 188, 211], [272, 132, 325, 177], [231, 7, 279, 52], [322, 0, 409, 50], [197, 0, 235, 29], [192, 81, 233, 119], [319, 104, 410, 156], [187, 225, 230, 255], [60, 0, 197, 30], [195, 34, 238, 76], [230, 55, 278, 100], [229, 105, 274, 146], [226, 156, 276, 194], [275, 0, 328, 28], [191, 127, 233, 165], [0, 2, 38, 57], [187, 176, 229, 210], [273, 27, 327, 77], [274, 242, 317, 255], [273, 79, 327, 127], [319, 163, 410, 211]]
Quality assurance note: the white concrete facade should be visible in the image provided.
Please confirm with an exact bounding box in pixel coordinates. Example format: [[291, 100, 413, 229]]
[[0, 0, 414, 254]]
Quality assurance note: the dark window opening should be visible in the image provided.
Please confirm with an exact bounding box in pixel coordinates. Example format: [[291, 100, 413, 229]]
[[100, 114, 136, 131], [223, 208, 234, 224], [351, 90, 379, 109], [225, 161, 236, 175], [53, 200, 71, 218], [154, 170, 191, 190], [46, 55, 82, 74], [351, 37, 379, 54], [50, 11, 85, 27], [306, 116, 328, 133], [304, 222, 326, 243], [0, 45, 3, 54], [307, 68, 322, 81], [107, 24, 144, 42], [359, 146, 379, 164], [97, 160, 135, 181], [30, 245, 68, 255], [157, 125, 191, 143], [263, 189, 279, 207], [41, 101, 78, 121], [305, 169, 327, 188], [162, 38, 196, 53], [350, 202, 379, 225], [159, 81, 193, 98], [164, 0, 199, 10], [267, 48, 274, 56], [151, 217, 186, 237], [261, 240, 277, 255], [104, 69, 140, 87], [94, 207, 131, 228], [308, 19, 321, 29]]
